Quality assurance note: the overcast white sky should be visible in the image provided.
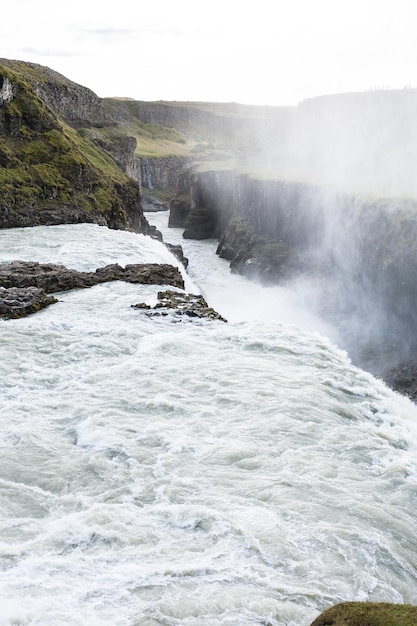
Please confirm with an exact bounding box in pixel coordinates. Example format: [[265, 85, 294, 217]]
[[2, 0, 416, 105]]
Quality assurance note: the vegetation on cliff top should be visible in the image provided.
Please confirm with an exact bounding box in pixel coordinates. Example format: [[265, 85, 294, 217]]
[[103, 98, 253, 161], [0, 60, 144, 230], [103, 98, 192, 158]]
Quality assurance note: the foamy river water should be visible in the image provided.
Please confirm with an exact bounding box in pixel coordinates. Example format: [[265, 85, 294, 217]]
[[0, 215, 416, 625]]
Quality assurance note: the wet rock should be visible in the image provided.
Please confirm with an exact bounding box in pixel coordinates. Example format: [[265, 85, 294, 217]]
[[169, 198, 191, 228], [141, 195, 169, 212], [132, 290, 227, 322], [0, 261, 184, 313], [0, 286, 58, 319], [309, 602, 417, 626], [0, 261, 96, 292], [183, 207, 218, 240], [165, 243, 189, 268], [122, 264, 183, 288], [146, 225, 163, 241], [382, 361, 417, 402]]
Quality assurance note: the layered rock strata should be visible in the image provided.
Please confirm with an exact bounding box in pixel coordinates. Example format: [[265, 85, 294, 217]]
[[168, 166, 417, 398]]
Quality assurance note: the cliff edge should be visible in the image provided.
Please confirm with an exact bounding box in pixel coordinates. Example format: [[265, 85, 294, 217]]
[[0, 59, 148, 232]]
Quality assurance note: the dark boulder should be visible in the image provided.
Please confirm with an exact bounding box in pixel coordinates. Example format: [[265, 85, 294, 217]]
[[132, 290, 227, 322], [169, 198, 191, 228], [0, 261, 184, 293], [141, 195, 169, 212], [0, 286, 58, 318], [0, 261, 185, 318], [122, 264, 183, 287], [166, 243, 189, 268]]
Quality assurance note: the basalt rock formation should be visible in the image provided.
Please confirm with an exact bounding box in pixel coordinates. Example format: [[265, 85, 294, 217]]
[[0, 286, 58, 319], [0, 260, 184, 318], [140, 156, 190, 193], [123, 89, 417, 398], [0, 260, 184, 293], [167, 164, 417, 398], [132, 290, 227, 322]]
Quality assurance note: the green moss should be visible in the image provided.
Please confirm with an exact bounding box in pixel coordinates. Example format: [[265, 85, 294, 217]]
[[67, 126, 127, 183], [102, 98, 200, 158], [90, 187, 114, 212], [310, 602, 417, 626], [32, 163, 68, 189], [0, 61, 141, 225], [21, 139, 53, 164], [145, 188, 171, 202]]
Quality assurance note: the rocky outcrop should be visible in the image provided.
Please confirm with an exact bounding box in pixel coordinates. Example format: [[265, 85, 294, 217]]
[[0, 60, 114, 129], [0, 286, 58, 318], [141, 195, 168, 212], [168, 166, 417, 395], [132, 290, 226, 321], [140, 156, 189, 192], [168, 165, 196, 227], [165, 244, 188, 268], [309, 602, 417, 626], [88, 131, 140, 181], [0, 260, 184, 297], [169, 168, 234, 238], [124, 100, 293, 150], [0, 59, 148, 233], [0, 76, 14, 105]]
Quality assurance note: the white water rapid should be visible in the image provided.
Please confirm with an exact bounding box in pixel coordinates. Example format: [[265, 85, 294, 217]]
[[0, 217, 417, 626]]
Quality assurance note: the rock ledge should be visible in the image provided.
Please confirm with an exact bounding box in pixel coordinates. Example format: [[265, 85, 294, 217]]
[[0, 261, 184, 318], [132, 290, 227, 322]]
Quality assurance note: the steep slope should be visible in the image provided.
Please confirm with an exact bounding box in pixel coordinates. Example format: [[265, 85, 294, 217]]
[[0, 59, 148, 231]]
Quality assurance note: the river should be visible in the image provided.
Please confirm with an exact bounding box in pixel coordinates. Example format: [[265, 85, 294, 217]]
[[0, 215, 416, 626]]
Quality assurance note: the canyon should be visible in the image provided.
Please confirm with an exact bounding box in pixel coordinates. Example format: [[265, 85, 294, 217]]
[[3, 59, 417, 397], [1, 58, 417, 626]]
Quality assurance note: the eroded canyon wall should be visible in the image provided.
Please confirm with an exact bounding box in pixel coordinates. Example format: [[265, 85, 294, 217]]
[[169, 165, 417, 379]]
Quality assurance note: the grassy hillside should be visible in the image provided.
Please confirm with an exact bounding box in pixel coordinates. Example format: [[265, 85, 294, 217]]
[[103, 98, 192, 158], [310, 602, 417, 626], [0, 60, 145, 230], [103, 97, 291, 162]]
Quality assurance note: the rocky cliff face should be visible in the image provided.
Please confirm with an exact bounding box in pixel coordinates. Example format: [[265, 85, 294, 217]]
[[103, 97, 295, 196], [169, 165, 417, 384], [0, 59, 148, 232], [123, 101, 293, 147], [140, 155, 189, 192], [0, 60, 114, 129]]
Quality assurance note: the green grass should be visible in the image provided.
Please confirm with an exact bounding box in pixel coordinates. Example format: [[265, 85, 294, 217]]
[[311, 602, 417, 626], [102, 98, 243, 159], [0, 61, 138, 220]]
